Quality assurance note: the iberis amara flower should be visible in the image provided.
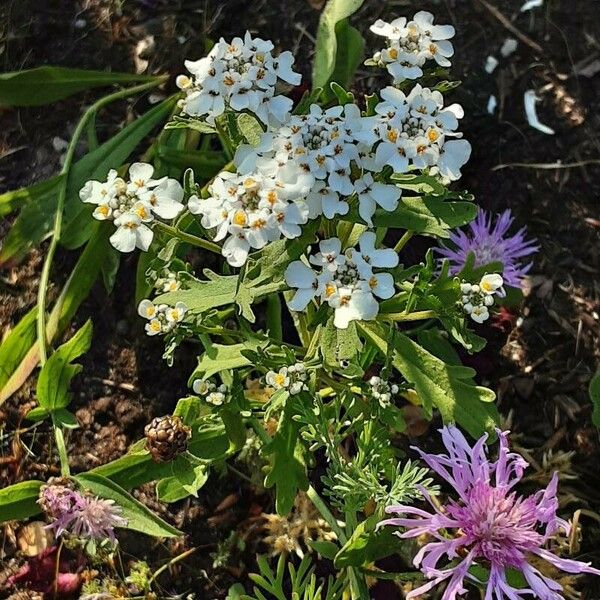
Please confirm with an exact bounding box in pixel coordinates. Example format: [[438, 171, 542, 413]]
[[368, 11, 455, 83], [438, 209, 538, 288], [176, 31, 300, 126], [380, 426, 600, 599], [39, 483, 126, 543], [80, 162, 184, 253], [284, 232, 398, 329]]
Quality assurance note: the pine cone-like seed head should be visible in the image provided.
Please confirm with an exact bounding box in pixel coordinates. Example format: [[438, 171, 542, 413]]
[[144, 415, 191, 462]]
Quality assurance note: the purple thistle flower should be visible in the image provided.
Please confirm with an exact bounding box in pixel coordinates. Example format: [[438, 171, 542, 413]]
[[39, 484, 127, 543], [381, 426, 600, 599], [438, 209, 538, 289]]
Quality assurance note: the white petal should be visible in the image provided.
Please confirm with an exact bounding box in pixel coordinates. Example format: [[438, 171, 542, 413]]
[[285, 261, 316, 288], [524, 90, 555, 135], [110, 226, 137, 253], [128, 162, 154, 183], [136, 224, 154, 252], [287, 288, 316, 312]]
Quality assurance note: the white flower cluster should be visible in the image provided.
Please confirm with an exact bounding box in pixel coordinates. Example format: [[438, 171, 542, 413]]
[[368, 11, 455, 83], [460, 274, 504, 323], [265, 362, 308, 396], [188, 162, 312, 267], [236, 104, 402, 227], [154, 270, 181, 293], [284, 233, 399, 329], [176, 31, 300, 126], [80, 163, 184, 253], [138, 299, 188, 336], [368, 376, 399, 408], [371, 85, 471, 181], [192, 379, 228, 406]]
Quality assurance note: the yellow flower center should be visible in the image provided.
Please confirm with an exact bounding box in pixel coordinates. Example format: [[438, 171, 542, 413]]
[[233, 211, 248, 226]]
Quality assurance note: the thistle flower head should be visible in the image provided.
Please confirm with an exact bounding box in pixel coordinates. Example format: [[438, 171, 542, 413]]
[[438, 209, 538, 288], [380, 426, 600, 599], [39, 484, 126, 543]]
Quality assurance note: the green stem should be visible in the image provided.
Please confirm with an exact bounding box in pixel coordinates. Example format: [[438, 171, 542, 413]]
[[383, 309, 436, 322], [266, 294, 283, 341], [393, 230, 414, 253], [52, 419, 70, 477], [153, 221, 222, 255], [36, 77, 167, 365]]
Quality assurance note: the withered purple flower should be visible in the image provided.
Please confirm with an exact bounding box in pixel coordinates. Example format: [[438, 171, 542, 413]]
[[381, 426, 600, 599], [39, 484, 126, 543]]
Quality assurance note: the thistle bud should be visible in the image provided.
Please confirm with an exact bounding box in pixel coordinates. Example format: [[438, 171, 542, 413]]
[[144, 415, 191, 463]]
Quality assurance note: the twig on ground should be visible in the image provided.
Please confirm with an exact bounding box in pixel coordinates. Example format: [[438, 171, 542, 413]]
[[474, 0, 544, 55]]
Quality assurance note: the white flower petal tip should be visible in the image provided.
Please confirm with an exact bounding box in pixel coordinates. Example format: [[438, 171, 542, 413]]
[[500, 38, 518, 58], [521, 0, 543, 11], [524, 90, 555, 135], [487, 95, 497, 115], [484, 55, 499, 74]]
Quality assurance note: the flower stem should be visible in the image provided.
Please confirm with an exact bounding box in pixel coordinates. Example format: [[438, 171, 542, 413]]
[[266, 294, 283, 341], [153, 221, 222, 255], [52, 417, 70, 477], [36, 77, 167, 366], [393, 230, 414, 253], [383, 309, 436, 322]]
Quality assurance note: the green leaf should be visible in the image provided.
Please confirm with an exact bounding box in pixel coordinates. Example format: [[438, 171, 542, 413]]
[[0, 175, 62, 218], [312, 0, 365, 90], [359, 323, 499, 438], [36, 320, 93, 412], [237, 113, 264, 146], [0, 480, 43, 524], [157, 271, 239, 313], [334, 515, 401, 567], [590, 370, 600, 429], [191, 338, 268, 380], [0, 96, 176, 264], [307, 540, 339, 561], [0, 67, 160, 107], [173, 396, 202, 427], [0, 307, 37, 390], [156, 457, 209, 502], [25, 406, 50, 422], [75, 472, 181, 538], [345, 195, 477, 238], [327, 22, 365, 93], [263, 398, 309, 515], [321, 317, 362, 372], [91, 450, 175, 489], [0, 225, 110, 406]]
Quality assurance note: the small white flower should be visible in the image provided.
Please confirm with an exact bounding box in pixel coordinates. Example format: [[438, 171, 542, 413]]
[[310, 238, 345, 272], [470, 305, 490, 323], [138, 299, 158, 320], [110, 213, 153, 253], [193, 379, 211, 395], [266, 368, 290, 390], [127, 162, 163, 195], [284, 261, 321, 311], [140, 179, 184, 220], [165, 302, 188, 323], [480, 273, 504, 295], [145, 318, 163, 336], [354, 174, 401, 225], [331, 287, 379, 329], [356, 232, 399, 269]]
